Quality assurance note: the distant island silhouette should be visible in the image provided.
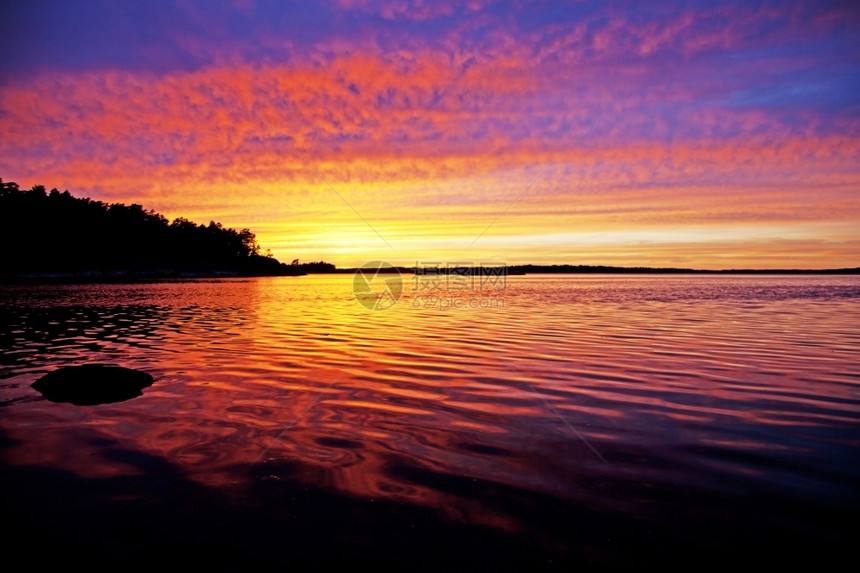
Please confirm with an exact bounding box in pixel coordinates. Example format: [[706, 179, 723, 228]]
[[0, 178, 334, 280], [411, 264, 860, 275], [2, 178, 856, 281], [333, 264, 859, 275]]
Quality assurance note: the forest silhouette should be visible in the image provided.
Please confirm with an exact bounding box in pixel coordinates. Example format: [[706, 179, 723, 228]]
[[0, 178, 333, 278]]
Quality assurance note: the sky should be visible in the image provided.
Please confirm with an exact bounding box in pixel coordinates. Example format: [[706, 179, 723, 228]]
[[1, 0, 858, 269]]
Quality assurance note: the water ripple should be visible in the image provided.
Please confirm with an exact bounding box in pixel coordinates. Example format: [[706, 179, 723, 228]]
[[1, 274, 859, 550]]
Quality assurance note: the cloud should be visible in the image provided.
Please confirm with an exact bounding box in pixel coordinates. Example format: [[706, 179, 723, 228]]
[[0, 1, 858, 267]]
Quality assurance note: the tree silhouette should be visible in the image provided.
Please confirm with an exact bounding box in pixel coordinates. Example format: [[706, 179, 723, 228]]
[[0, 178, 331, 278]]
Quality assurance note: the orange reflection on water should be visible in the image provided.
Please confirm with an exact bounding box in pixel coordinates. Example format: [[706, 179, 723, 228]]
[[2, 274, 860, 532]]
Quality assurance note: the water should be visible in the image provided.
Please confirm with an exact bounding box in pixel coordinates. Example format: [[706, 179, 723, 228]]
[[2, 274, 859, 568]]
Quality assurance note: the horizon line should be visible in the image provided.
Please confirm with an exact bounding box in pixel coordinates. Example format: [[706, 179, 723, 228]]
[[324, 263, 860, 274]]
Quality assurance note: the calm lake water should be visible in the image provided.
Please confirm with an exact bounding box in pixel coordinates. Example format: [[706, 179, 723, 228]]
[[2, 274, 859, 568]]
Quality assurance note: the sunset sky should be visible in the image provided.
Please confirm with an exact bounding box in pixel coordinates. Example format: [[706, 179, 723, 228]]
[[1, 0, 858, 269]]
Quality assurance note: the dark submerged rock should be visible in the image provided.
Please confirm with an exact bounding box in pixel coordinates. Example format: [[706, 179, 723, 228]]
[[32, 365, 153, 406]]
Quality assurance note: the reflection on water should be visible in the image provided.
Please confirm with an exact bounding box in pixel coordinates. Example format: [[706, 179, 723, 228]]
[[1, 275, 859, 566]]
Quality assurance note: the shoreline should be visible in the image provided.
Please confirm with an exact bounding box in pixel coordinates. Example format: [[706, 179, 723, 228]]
[[0, 268, 307, 284], [3, 266, 859, 284], [333, 265, 860, 275]]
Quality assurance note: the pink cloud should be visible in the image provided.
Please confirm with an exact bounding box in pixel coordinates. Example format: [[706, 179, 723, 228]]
[[1, 2, 857, 268]]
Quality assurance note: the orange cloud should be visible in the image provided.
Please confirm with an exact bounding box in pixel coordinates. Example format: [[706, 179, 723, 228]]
[[1, 40, 858, 269]]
